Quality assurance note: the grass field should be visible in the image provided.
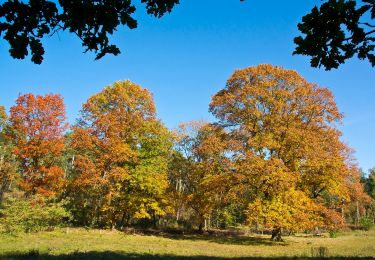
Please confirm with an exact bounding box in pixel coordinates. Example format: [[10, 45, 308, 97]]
[[0, 228, 375, 259]]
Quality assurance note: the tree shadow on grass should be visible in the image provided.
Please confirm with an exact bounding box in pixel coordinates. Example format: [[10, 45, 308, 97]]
[[124, 229, 289, 247], [1, 251, 374, 260], [158, 233, 287, 246], [123, 227, 338, 247]]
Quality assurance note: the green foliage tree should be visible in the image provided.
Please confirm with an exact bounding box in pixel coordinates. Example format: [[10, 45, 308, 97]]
[[364, 168, 375, 199], [0, 106, 16, 203], [361, 168, 375, 227], [0, 190, 71, 233]]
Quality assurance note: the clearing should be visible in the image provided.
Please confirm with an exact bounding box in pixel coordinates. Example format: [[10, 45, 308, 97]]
[[0, 228, 374, 259]]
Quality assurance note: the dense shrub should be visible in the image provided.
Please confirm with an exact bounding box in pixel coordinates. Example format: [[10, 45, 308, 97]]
[[0, 191, 71, 233], [359, 217, 374, 231], [329, 230, 340, 238]]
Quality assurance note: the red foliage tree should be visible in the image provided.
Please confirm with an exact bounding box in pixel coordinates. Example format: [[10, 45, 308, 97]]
[[9, 93, 68, 197]]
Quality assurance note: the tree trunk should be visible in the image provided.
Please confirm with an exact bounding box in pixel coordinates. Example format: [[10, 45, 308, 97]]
[[198, 221, 204, 233], [341, 205, 345, 219], [271, 227, 283, 241], [176, 208, 180, 221], [356, 201, 360, 226], [119, 211, 127, 229], [152, 211, 157, 229]]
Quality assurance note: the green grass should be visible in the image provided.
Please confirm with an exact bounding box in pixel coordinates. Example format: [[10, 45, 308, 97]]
[[0, 228, 374, 259]]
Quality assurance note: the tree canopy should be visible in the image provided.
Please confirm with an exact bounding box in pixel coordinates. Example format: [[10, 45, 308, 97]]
[[0, 0, 179, 64], [209, 64, 368, 239], [9, 93, 68, 197], [1, 0, 374, 69], [294, 0, 375, 70], [68, 81, 173, 228]]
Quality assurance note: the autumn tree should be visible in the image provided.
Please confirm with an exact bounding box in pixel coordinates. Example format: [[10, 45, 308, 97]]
[[209, 64, 366, 240], [169, 121, 212, 231], [68, 81, 172, 228], [169, 121, 233, 231], [9, 94, 68, 197], [342, 166, 373, 226]]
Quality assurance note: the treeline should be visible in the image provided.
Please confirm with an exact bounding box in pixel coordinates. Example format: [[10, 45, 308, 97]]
[[0, 65, 374, 240]]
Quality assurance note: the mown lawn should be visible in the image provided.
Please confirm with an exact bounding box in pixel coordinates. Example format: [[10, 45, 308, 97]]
[[0, 228, 374, 259]]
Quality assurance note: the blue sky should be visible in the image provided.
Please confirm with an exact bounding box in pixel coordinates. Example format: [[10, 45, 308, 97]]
[[0, 0, 374, 171]]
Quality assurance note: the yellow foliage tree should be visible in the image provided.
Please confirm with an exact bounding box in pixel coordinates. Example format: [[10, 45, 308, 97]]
[[209, 64, 366, 240], [69, 81, 173, 228]]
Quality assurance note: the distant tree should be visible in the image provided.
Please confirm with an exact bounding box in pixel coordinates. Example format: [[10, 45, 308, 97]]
[[364, 168, 375, 199], [0, 106, 6, 132], [344, 167, 373, 226], [209, 64, 365, 240], [9, 94, 68, 197], [0, 0, 179, 64], [170, 121, 232, 231], [68, 81, 172, 228], [0, 106, 16, 203], [362, 168, 375, 225], [294, 0, 375, 70]]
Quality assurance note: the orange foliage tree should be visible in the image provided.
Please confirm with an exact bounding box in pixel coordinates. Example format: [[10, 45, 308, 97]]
[[9, 94, 67, 197], [68, 81, 172, 228], [344, 166, 373, 225], [209, 64, 367, 240]]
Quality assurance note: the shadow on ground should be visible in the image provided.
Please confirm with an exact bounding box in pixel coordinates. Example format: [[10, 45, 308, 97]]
[[161, 233, 287, 246], [121, 229, 289, 246], [0, 251, 374, 260]]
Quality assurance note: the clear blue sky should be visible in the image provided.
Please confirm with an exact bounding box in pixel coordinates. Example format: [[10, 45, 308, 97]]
[[0, 0, 374, 172]]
